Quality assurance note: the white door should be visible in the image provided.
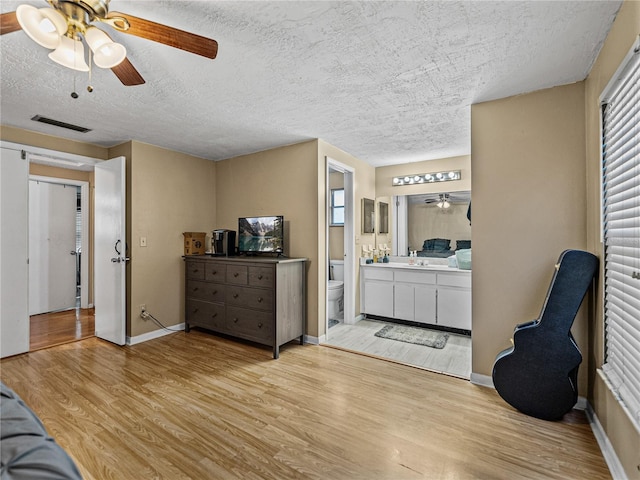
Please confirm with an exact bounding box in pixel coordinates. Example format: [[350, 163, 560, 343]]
[[0, 148, 29, 357], [28, 181, 78, 315], [94, 156, 126, 345]]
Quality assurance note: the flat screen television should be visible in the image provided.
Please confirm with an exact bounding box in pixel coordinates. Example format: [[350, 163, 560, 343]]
[[238, 216, 284, 255]]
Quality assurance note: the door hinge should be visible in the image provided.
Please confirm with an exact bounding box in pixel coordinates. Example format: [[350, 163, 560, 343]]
[[21, 150, 26, 160]]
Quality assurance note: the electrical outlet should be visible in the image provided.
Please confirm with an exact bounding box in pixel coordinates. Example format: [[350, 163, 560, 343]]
[[140, 237, 147, 247]]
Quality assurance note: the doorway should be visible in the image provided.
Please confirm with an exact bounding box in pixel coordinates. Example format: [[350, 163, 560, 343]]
[[28, 175, 92, 350], [0, 141, 125, 358], [325, 157, 355, 340]]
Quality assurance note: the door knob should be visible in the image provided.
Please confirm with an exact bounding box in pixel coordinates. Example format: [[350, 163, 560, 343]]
[[111, 257, 121, 263]]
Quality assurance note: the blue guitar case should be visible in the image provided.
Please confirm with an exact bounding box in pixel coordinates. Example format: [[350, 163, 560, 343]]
[[492, 249, 598, 420]]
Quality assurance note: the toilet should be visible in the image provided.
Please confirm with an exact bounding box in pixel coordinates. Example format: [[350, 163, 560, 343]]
[[328, 259, 344, 319]]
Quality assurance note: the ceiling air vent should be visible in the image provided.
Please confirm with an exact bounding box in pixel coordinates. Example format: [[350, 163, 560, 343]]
[[31, 115, 92, 133]]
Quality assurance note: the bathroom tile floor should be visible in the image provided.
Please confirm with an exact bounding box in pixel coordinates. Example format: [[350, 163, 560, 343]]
[[323, 318, 471, 379]]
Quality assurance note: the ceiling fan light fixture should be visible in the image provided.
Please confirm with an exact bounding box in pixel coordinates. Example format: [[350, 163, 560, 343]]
[[16, 5, 67, 49], [85, 26, 126, 68], [48, 35, 89, 72]]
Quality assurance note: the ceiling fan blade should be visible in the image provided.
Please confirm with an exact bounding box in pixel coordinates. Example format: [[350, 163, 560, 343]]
[[1, 11, 21, 35], [111, 57, 145, 86], [107, 11, 218, 59]]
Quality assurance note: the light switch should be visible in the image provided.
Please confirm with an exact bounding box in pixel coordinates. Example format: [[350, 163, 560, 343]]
[[140, 237, 147, 247]]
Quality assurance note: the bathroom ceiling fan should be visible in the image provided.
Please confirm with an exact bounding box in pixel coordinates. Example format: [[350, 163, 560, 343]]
[[0, 0, 218, 86], [424, 193, 451, 208]]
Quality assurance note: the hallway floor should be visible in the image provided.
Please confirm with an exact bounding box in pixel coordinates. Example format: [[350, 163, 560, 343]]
[[30, 307, 95, 351]]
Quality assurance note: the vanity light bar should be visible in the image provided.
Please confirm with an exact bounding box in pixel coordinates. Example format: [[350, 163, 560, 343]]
[[392, 170, 461, 186]]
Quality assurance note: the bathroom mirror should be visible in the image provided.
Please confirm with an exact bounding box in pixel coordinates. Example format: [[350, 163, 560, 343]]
[[362, 198, 375, 233], [392, 190, 471, 255], [378, 201, 389, 234]]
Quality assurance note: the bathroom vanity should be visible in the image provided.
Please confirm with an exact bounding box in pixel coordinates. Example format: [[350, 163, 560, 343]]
[[360, 263, 471, 331]]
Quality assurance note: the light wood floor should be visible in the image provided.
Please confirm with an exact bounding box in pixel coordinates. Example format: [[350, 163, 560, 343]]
[[29, 307, 95, 351], [324, 318, 472, 379], [0, 331, 610, 480]]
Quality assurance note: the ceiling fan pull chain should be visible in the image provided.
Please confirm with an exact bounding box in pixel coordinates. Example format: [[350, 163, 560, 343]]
[[70, 39, 79, 99], [71, 72, 78, 99], [87, 48, 94, 93]]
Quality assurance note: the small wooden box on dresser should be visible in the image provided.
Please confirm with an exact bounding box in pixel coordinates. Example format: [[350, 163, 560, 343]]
[[184, 255, 306, 358]]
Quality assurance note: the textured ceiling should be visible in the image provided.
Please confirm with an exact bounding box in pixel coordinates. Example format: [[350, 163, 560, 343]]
[[0, 1, 621, 167]]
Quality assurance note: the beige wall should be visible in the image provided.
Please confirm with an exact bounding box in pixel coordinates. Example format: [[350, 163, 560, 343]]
[[0, 125, 109, 160], [584, 1, 640, 477], [215, 140, 320, 336], [124, 141, 216, 338], [471, 82, 588, 382]]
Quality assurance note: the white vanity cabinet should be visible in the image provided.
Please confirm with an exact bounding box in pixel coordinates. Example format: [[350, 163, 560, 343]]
[[393, 270, 437, 323], [436, 272, 472, 330], [362, 267, 394, 318], [360, 264, 471, 331]]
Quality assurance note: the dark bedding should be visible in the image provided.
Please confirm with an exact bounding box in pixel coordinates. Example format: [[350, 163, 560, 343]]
[[416, 238, 470, 258], [416, 250, 455, 258], [1, 381, 82, 480]]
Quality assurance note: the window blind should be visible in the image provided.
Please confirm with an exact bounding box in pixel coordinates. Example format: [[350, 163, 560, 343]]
[[601, 44, 640, 428]]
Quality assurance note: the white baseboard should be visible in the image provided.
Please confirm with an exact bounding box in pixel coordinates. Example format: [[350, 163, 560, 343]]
[[127, 324, 185, 346], [470, 373, 494, 388], [575, 396, 588, 411], [585, 402, 627, 480], [305, 334, 321, 345]]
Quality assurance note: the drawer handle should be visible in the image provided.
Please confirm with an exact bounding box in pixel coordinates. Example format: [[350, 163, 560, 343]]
[[233, 293, 239, 299], [211, 313, 217, 318], [258, 323, 263, 328], [212, 270, 217, 275], [233, 272, 239, 277], [212, 290, 217, 295], [258, 274, 263, 280], [257, 297, 263, 303], [193, 287, 199, 292], [192, 269, 199, 273], [193, 308, 199, 313], [233, 318, 238, 323]]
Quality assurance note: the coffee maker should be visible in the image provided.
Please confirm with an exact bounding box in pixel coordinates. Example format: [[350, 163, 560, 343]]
[[211, 229, 236, 256]]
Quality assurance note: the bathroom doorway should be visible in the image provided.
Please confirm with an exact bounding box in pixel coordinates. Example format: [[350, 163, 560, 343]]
[[325, 158, 354, 340]]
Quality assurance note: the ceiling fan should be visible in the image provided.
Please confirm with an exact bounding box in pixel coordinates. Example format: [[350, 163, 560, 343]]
[[425, 193, 451, 209], [0, 0, 218, 86]]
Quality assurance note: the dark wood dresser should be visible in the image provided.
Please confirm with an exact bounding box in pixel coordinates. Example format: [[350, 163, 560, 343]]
[[184, 256, 306, 358]]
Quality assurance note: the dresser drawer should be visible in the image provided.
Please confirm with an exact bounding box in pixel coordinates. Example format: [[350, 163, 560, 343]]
[[249, 266, 274, 288], [227, 307, 273, 343], [226, 286, 273, 312], [186, 280, 225, 303], [186, 261, 205, 280], [205, 263, 226, 283], [186, 300, 225, 330], [227, 265, 248, 285]]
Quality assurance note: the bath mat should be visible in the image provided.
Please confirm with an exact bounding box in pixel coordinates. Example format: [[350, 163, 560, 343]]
[[374, 324, 448, 349], [329, 318, 339, 328]]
